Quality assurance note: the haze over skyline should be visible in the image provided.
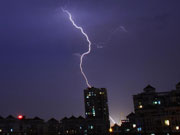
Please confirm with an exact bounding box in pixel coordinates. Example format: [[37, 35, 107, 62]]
[[0, 0, 180, 123]]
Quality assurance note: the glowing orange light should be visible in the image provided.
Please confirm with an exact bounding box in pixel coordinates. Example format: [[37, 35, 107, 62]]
[[18, 115, 23, 120], [109, 127, 113, 133]]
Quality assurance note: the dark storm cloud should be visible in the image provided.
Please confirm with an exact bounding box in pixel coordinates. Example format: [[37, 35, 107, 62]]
[[0, 0, 180, 122], [139, 12, 170, 24]]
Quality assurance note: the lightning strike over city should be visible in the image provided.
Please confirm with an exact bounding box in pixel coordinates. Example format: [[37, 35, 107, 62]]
[[62, 8, 117, 125], [62, 8, 91, 88], [1, 1, 180, 134]]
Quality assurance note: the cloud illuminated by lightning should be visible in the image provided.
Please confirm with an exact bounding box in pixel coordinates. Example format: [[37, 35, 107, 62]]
[[95, 25, 127, 49], [62, 8, 91, 88]]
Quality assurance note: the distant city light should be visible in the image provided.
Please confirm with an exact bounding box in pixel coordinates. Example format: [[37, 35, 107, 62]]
[[109, 127, 113, 133], [18, 115, 23, 120], [0, 129, 2, 132]]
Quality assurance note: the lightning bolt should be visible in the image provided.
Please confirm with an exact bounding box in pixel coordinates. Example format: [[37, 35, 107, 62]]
[[109, 116, 116, 124], [62, 8, 117, 125], [62, 8, 91, 88]]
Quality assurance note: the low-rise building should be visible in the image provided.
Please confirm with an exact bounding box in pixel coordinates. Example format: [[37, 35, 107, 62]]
[[110, 81, 180, 135], [133, 82, 180, 134]]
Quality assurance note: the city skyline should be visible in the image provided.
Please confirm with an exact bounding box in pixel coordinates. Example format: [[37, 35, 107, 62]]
[[0, 0, 180, 123]]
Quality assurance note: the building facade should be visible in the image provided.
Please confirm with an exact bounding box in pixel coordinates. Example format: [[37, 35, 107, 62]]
[[0, 87, 111, 135], [110, 82, 180, 135], [60, 116, 86, 135], [0, 115, 56, 135], [84, 87, 110, 134], [132, 82, 180, 135], [60, 87, 111, 135]]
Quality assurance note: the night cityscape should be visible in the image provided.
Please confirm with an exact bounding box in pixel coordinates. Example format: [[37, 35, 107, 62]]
[[1, 0, 180, 135]]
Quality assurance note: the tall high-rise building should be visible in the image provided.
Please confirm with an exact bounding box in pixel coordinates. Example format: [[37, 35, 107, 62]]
[[84, 87, 110, 134], [84, 87, 109, 120]]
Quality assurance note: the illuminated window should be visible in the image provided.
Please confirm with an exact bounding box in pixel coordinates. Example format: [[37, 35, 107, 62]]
[[151, 134, 155, 135], [137, 127, 142, 132], [138, 102, 143, 109], [133, 124, 136, 128], [139, 105, 143, 109], [92, 108, 96, 116], [164, 120, 170, 126], [153, 101, 157, 105], [153, 100, 161, 105], [126, 129, 130, 131], [100, 92, 104, 95], [80, 126, 82, 129], [0, 129, 2, 132], [90, 125, 93, 129], [10, 129, 13, 132], [176, 126, 179, 130], [86, 96, 89, 99]]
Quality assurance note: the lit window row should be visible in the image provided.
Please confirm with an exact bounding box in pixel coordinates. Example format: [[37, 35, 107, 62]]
[[99, 92, 104, 95], [88, 125, 93, 129], [85, 112, 91, 115], [88, 92, 96, 97], [137, 127, 142, 132], [66, 130, 76, 134], [153, 100, 161, 105], [1, 129, 13, 132]]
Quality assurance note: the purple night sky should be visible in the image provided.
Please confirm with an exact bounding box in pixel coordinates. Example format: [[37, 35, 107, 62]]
[[0, 0, 180, 123]]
